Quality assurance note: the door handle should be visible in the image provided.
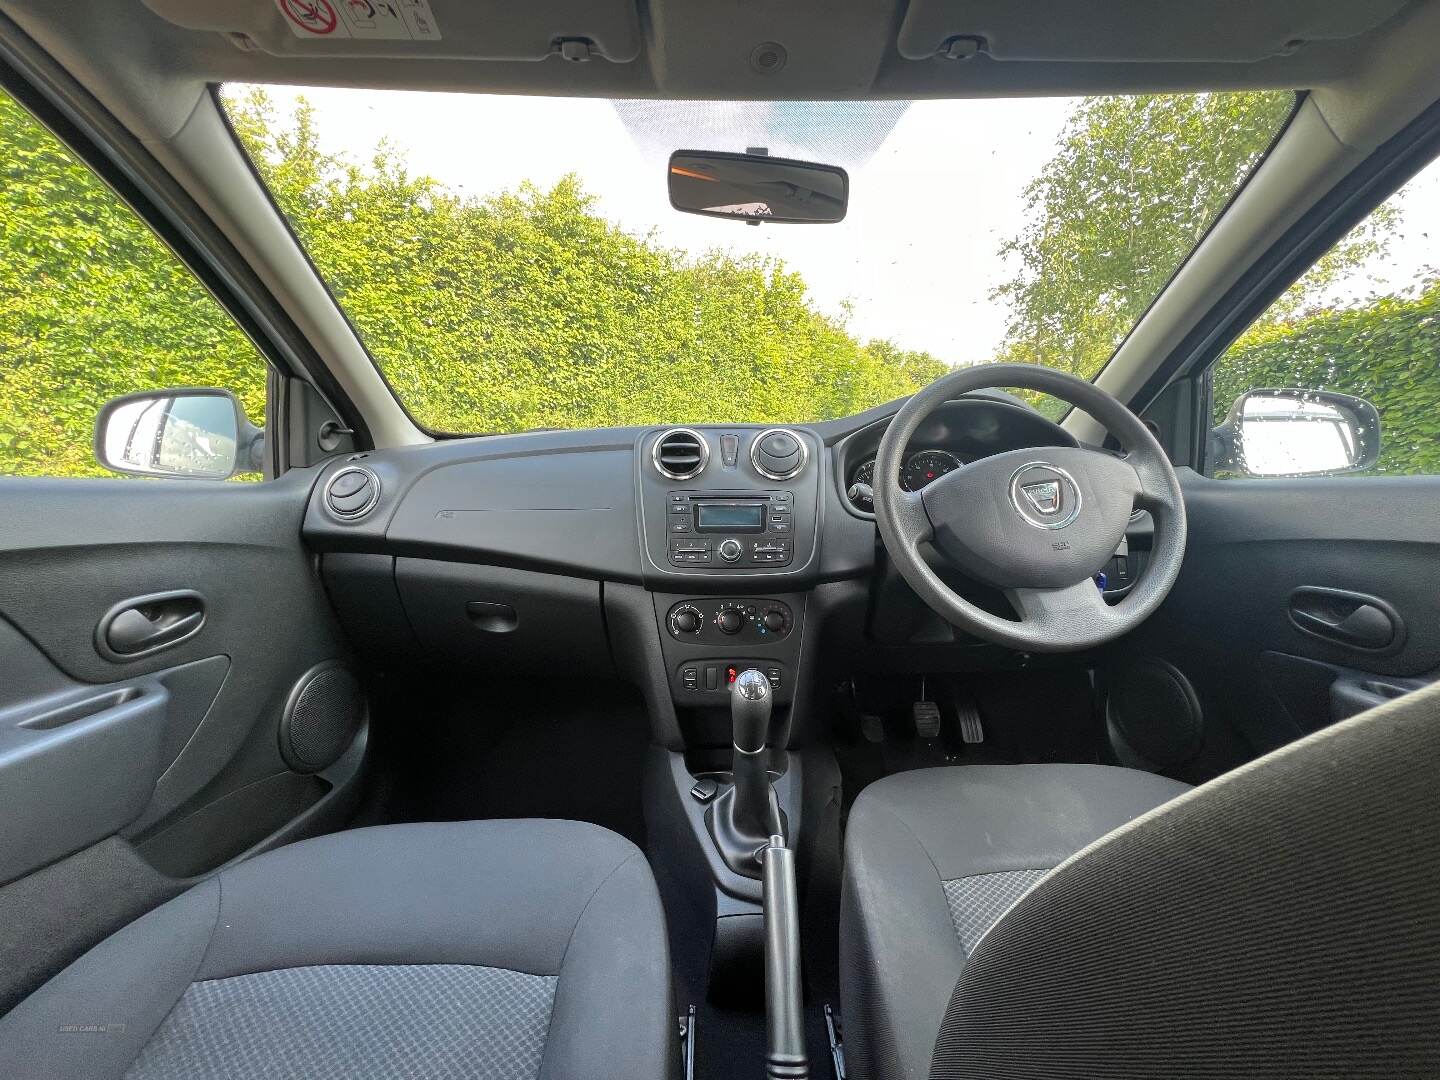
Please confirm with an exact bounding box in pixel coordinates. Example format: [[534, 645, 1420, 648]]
[[1288, 586, 1401, 653], [96, 590, 206, 661]]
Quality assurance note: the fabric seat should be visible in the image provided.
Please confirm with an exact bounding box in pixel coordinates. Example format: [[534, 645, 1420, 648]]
[[0, 819, 675, 1080], [839, 764, 1190, 1080]]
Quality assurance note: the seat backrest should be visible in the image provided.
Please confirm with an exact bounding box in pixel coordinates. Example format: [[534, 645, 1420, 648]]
[[930, 678, 1440, 1079]]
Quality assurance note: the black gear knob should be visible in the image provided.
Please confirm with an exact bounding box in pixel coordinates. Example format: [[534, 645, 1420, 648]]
[[732, 668, 772, 753]]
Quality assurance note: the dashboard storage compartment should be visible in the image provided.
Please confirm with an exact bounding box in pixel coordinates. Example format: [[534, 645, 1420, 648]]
[[395, 558, 613, 677]]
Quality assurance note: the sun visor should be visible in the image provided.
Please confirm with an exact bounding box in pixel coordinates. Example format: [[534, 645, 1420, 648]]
[[141, 0, 642, 62], [896, 0, 1411, 63]]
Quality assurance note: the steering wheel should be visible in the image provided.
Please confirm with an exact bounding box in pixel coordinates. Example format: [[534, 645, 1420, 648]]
[[873, 364, 1187, 653]]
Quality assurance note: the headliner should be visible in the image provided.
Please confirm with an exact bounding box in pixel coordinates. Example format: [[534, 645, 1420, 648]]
[[2, 0, 1424, 104]]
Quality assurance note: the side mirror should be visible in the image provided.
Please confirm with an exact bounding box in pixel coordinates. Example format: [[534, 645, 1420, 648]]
[[1210, 388, 1380, 478], [95, 388, 263, 480], [668, 150, 848, 224]]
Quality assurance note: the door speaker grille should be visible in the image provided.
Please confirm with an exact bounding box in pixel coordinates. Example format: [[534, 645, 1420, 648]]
[[279, 661, 365, 773]]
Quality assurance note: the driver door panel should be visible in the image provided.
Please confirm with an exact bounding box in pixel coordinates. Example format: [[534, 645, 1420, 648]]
[[1123, 469, 1440, 767]]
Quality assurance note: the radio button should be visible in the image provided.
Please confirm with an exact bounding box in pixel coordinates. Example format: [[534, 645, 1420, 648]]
[[670, 521, 691, 533], [670, 551, 712, 565]]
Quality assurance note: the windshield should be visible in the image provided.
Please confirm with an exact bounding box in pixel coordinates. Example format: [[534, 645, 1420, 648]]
[[222, 87, 1293, 433]]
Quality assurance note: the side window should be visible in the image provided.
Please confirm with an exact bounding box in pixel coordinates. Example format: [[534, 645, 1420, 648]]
[[0, 89, 268, 480], [1208, 154, 1440, 479]]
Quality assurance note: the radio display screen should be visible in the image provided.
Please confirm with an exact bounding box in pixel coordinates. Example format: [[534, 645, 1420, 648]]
[[695, 503, 765, 531]]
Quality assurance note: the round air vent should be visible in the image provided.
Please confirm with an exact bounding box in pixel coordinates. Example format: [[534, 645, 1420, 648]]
[[325, 466, 379, 519], [750, 428, 809, 481], [653, 428, 709, 480]]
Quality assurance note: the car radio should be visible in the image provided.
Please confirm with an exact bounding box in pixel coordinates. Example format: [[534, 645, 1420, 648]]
[[667, 490, 793, 568]]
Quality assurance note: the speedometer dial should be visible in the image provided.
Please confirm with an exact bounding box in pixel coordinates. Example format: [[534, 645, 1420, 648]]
[[901, 450, 963, 491]]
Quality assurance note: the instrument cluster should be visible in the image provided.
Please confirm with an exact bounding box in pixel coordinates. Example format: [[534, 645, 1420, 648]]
[[847, 449, 964, 510]]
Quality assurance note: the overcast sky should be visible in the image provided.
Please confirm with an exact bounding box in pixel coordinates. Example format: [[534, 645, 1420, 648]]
[[235, 86, 1439, 368]]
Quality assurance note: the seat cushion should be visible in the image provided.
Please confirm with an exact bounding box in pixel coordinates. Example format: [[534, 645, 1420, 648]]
[[0, 819, 675, 1080], [839, 764, 1189, 1080]]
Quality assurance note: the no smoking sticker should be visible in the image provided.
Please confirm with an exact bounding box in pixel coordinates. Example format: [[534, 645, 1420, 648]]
[[276, 0, 442, 41]]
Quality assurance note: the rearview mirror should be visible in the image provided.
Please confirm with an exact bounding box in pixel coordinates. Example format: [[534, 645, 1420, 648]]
[[95, 388, 263, 480], [668, 150, 848, 224], [1210, 388, 1380, 478]]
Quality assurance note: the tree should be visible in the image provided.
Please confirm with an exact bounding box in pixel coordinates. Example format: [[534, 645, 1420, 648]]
[[992, 92, 1299, 379], [989, 90, 1434, 465]]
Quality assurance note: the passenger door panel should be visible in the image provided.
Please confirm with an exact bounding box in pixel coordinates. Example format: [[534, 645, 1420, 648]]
[[0, 470, 361, 1012]]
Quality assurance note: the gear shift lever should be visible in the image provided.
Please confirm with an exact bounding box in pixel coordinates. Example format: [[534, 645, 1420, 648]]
[[708, 668, 782, 877], [729, 668, 774, 838]]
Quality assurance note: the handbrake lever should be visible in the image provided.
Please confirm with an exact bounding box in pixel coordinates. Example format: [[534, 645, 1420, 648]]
[[762, 834, 809, 1079]]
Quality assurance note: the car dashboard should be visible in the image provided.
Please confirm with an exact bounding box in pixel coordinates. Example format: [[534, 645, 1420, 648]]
[[300, 390, 1131, 737]]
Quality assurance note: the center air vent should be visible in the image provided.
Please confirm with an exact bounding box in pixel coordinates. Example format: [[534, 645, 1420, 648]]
[[653, 429, 709, 480], [751, 428, 809, 481], [325, 466, 379, 519]]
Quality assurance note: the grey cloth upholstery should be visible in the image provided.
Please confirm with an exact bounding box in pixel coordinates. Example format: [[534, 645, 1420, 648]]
[[940, 869, 1049, 957], [0, 820, 675, 1080], [839, 764, 1190, 1080], [126, 965, 558, 1080], [930, 679, 1440, 1080]]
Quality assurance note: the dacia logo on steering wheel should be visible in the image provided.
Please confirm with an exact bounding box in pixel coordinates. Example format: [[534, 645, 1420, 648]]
[[1020, 480, 1061, 514], [1008, 462, 1082, 530]]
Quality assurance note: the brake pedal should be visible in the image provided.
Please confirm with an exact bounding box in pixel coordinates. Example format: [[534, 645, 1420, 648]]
[[913, 682, 942, 740], [955, 699, 985, 744], [913, 701, 941, 738]]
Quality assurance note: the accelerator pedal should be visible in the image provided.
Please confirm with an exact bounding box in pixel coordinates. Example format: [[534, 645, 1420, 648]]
[[955, 698, 985, 744]]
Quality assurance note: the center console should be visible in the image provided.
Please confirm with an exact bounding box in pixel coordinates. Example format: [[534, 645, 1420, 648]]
[[636, 428, 820, 1048], [637, 426, 822, 583], [637, 425, 819, 729]]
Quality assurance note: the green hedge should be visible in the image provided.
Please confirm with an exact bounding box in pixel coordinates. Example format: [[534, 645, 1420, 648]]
[[0, 88, 947, 478], [225, 90, 950, 435], [1213, 282, 1440, 475], [3, 83, 1436, 480], [0, 92, 267, 478]]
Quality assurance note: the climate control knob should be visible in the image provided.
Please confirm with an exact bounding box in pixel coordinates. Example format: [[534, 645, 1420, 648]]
[[672, 608, 701, 634], [717, 609, 744, 635], [718, 538, 743, 563], [762, 609, 786, 633]]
